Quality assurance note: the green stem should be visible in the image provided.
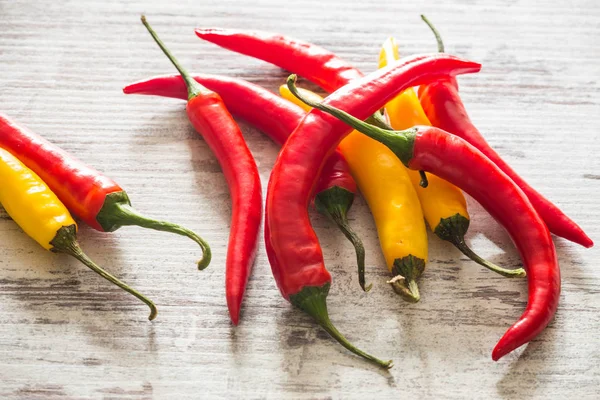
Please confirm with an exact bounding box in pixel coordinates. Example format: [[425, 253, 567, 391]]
[[434, 214, 526, 278], [388, 255, 425, 303], [290, 284, 392, 369], [118, 204, 212, 270], [287, 74, 417, 166], [419, 170, 429, 188], [421, 15, 445, 53], [335, 217, 370, 292], [315, 187, 370, 292], [141, 15, 210, 99], [50, 225, 158, 320], [97, 192, 211, 270], [454, 239, 526, 278]]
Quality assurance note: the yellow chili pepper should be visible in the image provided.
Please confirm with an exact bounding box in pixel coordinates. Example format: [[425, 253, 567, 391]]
[[379, 37, 525, 278], [280, 85, 427, 302], [0, 148, 158, 319]]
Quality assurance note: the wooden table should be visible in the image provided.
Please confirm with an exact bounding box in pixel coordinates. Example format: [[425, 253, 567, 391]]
[[1, 0, 599, 398]]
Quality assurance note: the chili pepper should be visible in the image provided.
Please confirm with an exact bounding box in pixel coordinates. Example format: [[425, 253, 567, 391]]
[[284, 52, 558, 361], [280, 84, 427, 301], [139, 16, 262, 325], [0, 114, 211, 271], [123, 74, 305, 144], [265, 53, 479, 368], [123, 75, 368, 291], [418, 15, 592, 248], [379, 36, 525, 278], [194, 28, 363, 93], [0, 148, 157, 320]]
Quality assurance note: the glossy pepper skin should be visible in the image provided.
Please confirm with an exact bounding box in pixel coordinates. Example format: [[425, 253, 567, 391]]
[[0, 148, 157, 319], [284, 52, 558, 361], [417, 15, 592, 248], [0, 113, 211, 270], [123, 74, 367, 291], [195, 28, 363, 93], [140, 16, 261, 325], [280, 85, 427, 301], [419, 82, 592, 247], [379, 37, 524, 278], [265, 54, 479, 368]]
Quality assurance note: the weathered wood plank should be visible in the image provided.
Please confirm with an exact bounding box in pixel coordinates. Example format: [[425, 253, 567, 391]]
[[1, 0, 599, 398]]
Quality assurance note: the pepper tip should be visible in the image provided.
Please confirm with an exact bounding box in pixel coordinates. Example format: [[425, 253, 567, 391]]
[[148, 306, 158, 321], [227, 295, 242, 326], [581, 236, 594, 248], [491, 347, 504, 362]]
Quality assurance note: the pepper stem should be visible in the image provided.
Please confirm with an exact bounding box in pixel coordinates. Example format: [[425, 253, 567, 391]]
[[421, 15, 445, 53], [289, 284, 392, 369], [434, 214, 526, 278], [115, 203, 212, 270], [315, 187, 370, 292], [335, 217, 370, 292], [388, 255, 425, 302], [141, 15, 210, 100], [96, 191, 211, 270], [287, 74, 417, 166], [419, 170, 429, 188], [454, 239, 526, 278], [50, 225, 158, 320]]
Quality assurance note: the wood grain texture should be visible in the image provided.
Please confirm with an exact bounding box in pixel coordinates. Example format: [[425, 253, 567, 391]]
[[1, 0, 599, 398]]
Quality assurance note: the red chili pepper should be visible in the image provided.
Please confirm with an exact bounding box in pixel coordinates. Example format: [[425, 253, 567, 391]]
[[139, 16, 262, 325], [417, 15, 592, 248], [123, 75, 367, 290], [263, 53, 479, 368], [123, 74, 304, 143], [0, 116, 211, 265], [283, 50, 558, 362], [195, 29, 363, 93]]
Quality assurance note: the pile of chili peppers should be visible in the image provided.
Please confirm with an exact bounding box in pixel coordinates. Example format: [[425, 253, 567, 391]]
[[0, 15, 592, 369]]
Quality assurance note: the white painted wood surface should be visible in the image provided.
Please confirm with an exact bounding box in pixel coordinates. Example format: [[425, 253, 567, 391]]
[[1, 0, 599, 398]]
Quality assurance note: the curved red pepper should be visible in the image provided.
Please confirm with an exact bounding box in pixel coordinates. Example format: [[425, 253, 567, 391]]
[[195, 28, 363, 93], [186, 92, 262, 325], [265, 54, 480, 367], [123, 74, 304, 144], [281, 51, 558, 361], [409, 131, 559, 360], [419, 81, 592, 247], [139, 16, 262, 325]]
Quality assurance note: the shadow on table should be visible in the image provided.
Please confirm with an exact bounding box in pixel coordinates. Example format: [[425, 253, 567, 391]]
[[495, 324, 560, 399], [3, 223, 160, 346], [274, 306, 395, 381]]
